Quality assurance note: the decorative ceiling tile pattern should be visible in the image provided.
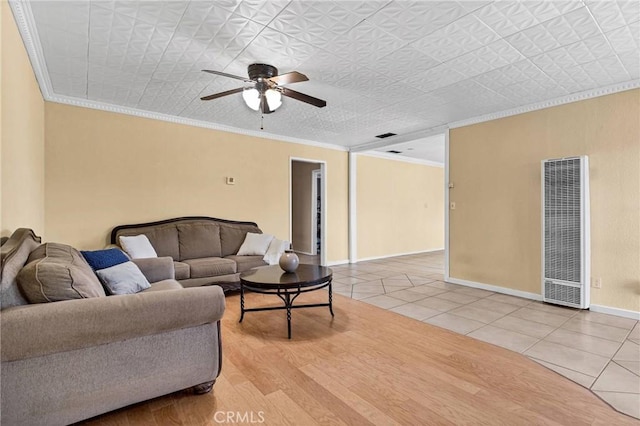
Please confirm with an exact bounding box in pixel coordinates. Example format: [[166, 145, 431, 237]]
[[20, 0, 640, 147]]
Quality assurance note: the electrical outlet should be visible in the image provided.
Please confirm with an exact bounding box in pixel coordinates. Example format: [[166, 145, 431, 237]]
[[592, 278, 602, 289]]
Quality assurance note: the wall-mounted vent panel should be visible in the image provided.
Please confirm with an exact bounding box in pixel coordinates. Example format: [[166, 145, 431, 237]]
[[542, 156, 590, 309]]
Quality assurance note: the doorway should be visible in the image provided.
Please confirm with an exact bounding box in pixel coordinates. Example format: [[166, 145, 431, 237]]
[[311, 169, 322, 256], [290, 158, 326, 265]]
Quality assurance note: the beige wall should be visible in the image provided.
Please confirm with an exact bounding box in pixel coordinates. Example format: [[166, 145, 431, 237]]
[[291, 161, 320, 254], [357, 155, 445, 260], [44, 103, 349, 262], [0, 2, 45, 237], [450, 89, 640, 311]]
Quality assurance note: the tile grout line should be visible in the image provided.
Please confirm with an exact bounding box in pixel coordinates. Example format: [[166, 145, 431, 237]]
[[530, 327, 624, 360], [527, 355, 597, 385], [611, 360, 640, 379]]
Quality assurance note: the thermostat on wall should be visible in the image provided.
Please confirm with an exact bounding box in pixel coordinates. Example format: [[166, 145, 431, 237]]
[[226, 177, 235, 185]]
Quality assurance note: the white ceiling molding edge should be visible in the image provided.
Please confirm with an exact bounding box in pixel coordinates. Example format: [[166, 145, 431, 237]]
[[357, 151, 444, 168], [10, 0, 52, 99], [449, 79, 640, 129], [49, 94, 348, 152]]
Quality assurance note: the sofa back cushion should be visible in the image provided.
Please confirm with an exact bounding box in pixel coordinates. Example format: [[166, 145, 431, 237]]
[[0, 229, 41, 310], [112, 217, 262, 259], [18, 243, 106, 303], [116, 225, 179, 260], [177, 224, 222, 261], [220, 224, 262, 257]]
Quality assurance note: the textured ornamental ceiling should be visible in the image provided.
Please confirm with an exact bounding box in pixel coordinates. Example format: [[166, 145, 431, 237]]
[[19, 0, 640, 148]]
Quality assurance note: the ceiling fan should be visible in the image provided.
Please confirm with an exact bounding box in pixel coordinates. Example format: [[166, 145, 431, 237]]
[[200, 63, 326, 114]]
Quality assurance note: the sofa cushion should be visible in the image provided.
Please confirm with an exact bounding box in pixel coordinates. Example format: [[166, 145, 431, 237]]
[[118, 225, 179, 260], [131, 257, 175, 283], [96, 262, 151, 295], [264, 238, 289, 265], [173, 261, 190, 280], [237, 232, 274, 256], [183, 257, 236, 278], [0, 229, 41, 310], [143, 279, 183, 292], [81, 248, 129, 270], [177, 223, 222, 260], [220, 224, 261, 257], [118, 235, 157, 259], [144, 226, 179, 259], [224, 255, 268, 272], [18, 243, 106, 303]]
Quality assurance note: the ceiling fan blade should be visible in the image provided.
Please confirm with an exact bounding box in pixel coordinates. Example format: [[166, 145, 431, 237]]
[[202, 69, 253, 83], [200, 87, 244, 101], [280, 87, 326, 108], [268, 71, 309, 85]]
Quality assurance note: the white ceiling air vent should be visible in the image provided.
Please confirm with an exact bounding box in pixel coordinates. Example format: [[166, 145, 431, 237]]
[[542, 156, 590, 309]]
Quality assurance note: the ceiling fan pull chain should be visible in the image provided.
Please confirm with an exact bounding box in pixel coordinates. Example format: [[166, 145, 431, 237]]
[[260, 113, 264, 130]]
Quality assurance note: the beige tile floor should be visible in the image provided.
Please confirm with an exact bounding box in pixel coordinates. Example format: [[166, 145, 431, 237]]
[[326, 251, 640, 420]]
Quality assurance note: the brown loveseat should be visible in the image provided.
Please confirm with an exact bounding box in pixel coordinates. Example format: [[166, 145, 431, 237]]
[[111, 216, 268, 291], [0, 229, 225, 426]]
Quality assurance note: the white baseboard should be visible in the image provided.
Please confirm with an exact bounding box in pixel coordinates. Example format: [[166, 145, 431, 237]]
[[447, 277, 640, 320], [294, 250, 315, 256], [589, 304, 640, 320], [326, 259, 349, 267], [355, 248, 444, 263], [446, 277, 543, 301]]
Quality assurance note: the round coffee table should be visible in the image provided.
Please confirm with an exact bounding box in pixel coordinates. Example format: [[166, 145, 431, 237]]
[[239, 264, 334, 339]]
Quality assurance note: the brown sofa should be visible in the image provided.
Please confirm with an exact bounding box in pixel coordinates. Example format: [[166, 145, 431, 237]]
[[111, 216, 269, 291], [0, 228, 225, 426]]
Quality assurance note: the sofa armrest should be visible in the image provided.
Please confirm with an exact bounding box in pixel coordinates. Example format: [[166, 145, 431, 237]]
[[1, 286, 225, 362], [132, 256, 175, 283]]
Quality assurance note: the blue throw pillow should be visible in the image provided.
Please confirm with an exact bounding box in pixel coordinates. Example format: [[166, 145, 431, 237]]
[[81, 248, 129, 271]]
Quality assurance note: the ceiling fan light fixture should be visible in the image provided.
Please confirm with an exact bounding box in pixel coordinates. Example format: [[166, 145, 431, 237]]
[[202, 64, 325, 115], [265, 89, 282, 111], [242, 88, 261, 111]]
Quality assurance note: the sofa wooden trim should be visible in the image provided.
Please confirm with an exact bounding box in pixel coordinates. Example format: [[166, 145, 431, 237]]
[[110, 216, 259, 244]]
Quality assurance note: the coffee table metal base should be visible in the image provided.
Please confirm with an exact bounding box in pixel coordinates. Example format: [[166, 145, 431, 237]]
[[239, 280, 334, 339]]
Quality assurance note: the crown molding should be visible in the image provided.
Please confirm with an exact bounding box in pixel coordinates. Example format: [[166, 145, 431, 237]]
[[449, 80, 640, 129], [9, 0, 52, 99], [357, 151, 444, 168], [48, 94, 348, 152]]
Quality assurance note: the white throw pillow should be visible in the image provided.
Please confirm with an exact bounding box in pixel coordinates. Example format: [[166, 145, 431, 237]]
[[263, 238, 289, 265], [96, 261, 151, 295], [237, 232, 274, 256], [118, 235, 158, 259]]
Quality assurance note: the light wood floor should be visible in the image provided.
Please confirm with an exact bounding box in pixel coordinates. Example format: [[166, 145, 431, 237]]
[[82, 291, 638, 425]]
